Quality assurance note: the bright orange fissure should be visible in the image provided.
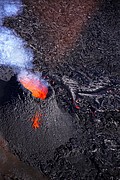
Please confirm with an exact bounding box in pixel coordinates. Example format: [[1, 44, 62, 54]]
[[32, 112, 42, 129]]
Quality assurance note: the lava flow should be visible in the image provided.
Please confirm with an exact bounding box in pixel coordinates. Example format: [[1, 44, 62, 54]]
[[18, 70, 48, 100], [32, 112, 42, 129]]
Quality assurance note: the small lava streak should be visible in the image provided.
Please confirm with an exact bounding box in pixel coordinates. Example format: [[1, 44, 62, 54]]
[[73, 99, 80, 109], [18, 70, 48, 100], [32, 112, 42, 129], [75, 105, 80, 110]]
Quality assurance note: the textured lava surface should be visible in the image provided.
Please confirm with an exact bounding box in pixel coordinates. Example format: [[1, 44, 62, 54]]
[[0, 0, 120, 179], [0, 134, 48, 180]]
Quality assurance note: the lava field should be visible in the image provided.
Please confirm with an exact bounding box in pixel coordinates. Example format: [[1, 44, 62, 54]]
[[0, 0, 120, 179]]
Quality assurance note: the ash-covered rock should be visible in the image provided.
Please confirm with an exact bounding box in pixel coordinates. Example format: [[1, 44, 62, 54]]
[[0, 65, 14, 81], [0, 134, 48, 180]]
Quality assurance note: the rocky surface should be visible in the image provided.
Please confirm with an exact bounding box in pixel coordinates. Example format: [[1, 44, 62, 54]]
[[0, 66, 14, 81], [0, 134, 48, 180]]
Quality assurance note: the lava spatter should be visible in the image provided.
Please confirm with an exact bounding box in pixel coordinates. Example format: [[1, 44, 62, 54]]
[[18, 70, 48, 100]]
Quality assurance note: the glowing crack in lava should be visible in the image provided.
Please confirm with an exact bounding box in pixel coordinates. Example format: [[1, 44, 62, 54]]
[[32, 112, 42, 129], [18, 70, 48, 100]]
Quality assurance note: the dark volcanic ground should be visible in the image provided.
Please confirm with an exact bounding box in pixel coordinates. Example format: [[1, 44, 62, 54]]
[[0, 0, 120, 179]]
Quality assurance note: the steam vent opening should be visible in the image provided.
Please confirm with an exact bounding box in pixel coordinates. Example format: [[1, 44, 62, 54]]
[[0, 0, 120, 180]]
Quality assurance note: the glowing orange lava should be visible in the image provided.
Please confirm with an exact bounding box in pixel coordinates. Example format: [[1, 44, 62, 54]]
[[32, 112, 42, 129], [19, 72, 48, 100]]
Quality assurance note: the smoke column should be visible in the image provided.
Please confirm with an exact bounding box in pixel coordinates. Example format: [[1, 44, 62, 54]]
[[0, 0, 48, 99], [0, 0, 22, 25]]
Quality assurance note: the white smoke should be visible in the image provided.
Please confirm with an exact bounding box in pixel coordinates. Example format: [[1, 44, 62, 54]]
[[0, 0, 36, 76], [0, 0, 34, 77], [0, 0, 48, 98], [0, 0, 22, 25], [0, 27, 33, 70]]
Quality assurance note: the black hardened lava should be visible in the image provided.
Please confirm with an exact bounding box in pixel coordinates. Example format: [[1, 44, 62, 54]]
[[0, 0, 120, 179]]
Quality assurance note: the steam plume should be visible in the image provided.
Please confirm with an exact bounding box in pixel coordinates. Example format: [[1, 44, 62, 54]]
[[0, 27, 33, 70], [0, 0, 48, 99], [0, 0, 22, 25]]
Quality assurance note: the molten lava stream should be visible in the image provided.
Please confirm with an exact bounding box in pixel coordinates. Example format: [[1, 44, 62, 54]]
[[18, 71, 48, 100], [32, 112, 42, 129]]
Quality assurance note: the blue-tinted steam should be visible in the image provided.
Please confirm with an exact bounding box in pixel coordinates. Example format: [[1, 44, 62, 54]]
[[0, 0, 22, 25], [0, 0, 48, 98], [0, 0, 33, 72], [0, 27, 33, 70], [3, 1, 22, 17]]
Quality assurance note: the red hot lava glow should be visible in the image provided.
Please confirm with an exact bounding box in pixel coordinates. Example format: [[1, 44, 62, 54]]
[[32, 112, 42, 129], [18, 71, 48, 100]]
